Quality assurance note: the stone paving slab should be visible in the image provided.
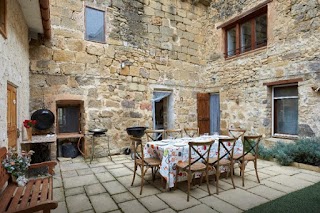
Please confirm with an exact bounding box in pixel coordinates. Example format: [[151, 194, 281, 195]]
[[85, 183, 107, 195], [119, 200, 149, 213], [53, 176, 63, 188], [292, 172, 320, 183], [220, 175, 259, 189], [66, 194, 92, 213], [214, 188, 268, 210], [65, 187, 85, 197], [95, 171, 116, 182], [61, 170, 78, 178], [103, 180, 128, 195], [247, 185, 286, 200], [77, 168, 94, 176], [129, 184, 161, 198], [89, 193, 118, 213], [52, 201, 68, 213], [89, 161, 115, 168], [91, 166, 107, 174], [53, 187, 65, 202], [60, 162, 89, 171], [260, 179, 296, 193], [64, 174, 99, 188], [263, 166, 301, 176], [112, 192, 136, 203], [139, 195, 169, 212], [179, 204, 218, 213], [200, 195, 242, 213], [267, 174, 314, 189], [157, 190, 201, 211], [154, 208, 176, 213], [109, 167, 133, 177], [117, 174, 143, 188]]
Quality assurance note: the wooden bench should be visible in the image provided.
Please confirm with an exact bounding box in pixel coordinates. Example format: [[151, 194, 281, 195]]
[[0, 147, 58, 213]]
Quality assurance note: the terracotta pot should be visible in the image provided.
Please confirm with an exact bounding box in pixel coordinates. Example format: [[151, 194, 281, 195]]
[[26, 128, 32, 141]]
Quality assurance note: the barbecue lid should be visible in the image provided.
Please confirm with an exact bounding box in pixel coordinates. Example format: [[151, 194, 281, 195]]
[[89, 128, 108, 134]]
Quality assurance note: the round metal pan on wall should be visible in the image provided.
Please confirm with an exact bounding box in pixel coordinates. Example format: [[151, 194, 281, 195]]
[[31, 109, 55, 130]]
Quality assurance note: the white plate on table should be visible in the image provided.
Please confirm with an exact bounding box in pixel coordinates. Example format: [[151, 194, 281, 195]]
[[162, 139, 173, 142], [153, 142, 168, 146], [174, 143, 187, 147]]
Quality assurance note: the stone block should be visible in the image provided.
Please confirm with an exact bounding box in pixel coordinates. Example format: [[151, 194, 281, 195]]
[[60, 63, 85, 75], [75, 52, 97, 63], [139, 195, 169, 212], [52, 201, 68, 213], [248, 185, 286, 200], [95, 171, 116, 182], [157, 190, 200, 211], [65, 187, 85, 197], [85, 183, 107, 195], [63, 174, 99, 188], [112, 192, 136, 204], [53, 50, 75, 62], [120, 66, 130, 76], [87, 44, 105, 56], [180, 204, 218, 213], [109, 167, 133, 177], [65, 39, 85, 51]]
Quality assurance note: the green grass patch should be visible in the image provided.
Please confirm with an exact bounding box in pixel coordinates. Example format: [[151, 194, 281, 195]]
[[245, 181, 320, 213]]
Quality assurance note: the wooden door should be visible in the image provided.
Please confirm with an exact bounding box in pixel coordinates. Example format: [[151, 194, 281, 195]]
[[210, 94, 220, 134], [197, 93, 210, 135], [7, 83, 17, 147]]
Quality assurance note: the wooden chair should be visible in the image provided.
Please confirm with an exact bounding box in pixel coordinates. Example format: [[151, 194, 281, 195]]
[[175, 140, 214, 201], [233, 135, 262, 186], [0, 147, 58, 213], [145, 129, 165, 141], [165, 129, 183, 139], [130, 136, 161, 195], [228, 129, 246, 142], [184, 128, 199, 138], [208, 137, 237, 195]]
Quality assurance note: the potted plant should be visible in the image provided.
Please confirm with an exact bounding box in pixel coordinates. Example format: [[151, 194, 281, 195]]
[[23, 119, 37, 141], [2, 148, 34, 186]]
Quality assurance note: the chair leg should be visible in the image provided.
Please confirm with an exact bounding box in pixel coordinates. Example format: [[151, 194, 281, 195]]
[[230, 164, 235, 189], [187, 172, 191, 202], [254, 160, 260, 183], [199, 172, 204, 186], [205, 171, 211, 195], [131, 165, 137, 186], [140, 166, 144, 195], [175, 167, 179, 189], [241, 162, 245, 187], [216, 167, 220, 195]]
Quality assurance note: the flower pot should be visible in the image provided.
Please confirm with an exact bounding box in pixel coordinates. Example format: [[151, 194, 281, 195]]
[[26, 128, 32, 141]]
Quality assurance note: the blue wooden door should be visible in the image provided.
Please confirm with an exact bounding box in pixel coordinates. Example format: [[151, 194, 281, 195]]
[[210, 94, 220, 134]]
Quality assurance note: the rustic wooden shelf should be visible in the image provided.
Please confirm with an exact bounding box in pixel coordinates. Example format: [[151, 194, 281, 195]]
[[57, 133, 84, 139]]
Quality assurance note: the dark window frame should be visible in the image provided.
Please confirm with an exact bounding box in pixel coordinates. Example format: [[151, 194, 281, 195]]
[[84, 5, 106, 43], [272, 84, 299, 136], [0, 0, 7, 38], [222, 6, 268, 59]]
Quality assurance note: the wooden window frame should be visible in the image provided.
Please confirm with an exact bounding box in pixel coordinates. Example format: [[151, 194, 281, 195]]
[[0, 0, 7, 38], [84, 5, 106, 43], [272, 84, 299, 137], [220, 4, 269, 59]]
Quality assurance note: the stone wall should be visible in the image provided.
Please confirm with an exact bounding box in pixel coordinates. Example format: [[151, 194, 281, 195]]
[[204, 0, 320, 138], [29, 0, 210, 157], [29, 0, 320, 157], [0, 0, 30, 148]]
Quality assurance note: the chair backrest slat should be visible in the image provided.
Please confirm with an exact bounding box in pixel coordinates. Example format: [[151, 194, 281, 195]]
[[145, 129, 165, 141], [215, 138, 237, 166], [228, 129, 246, 142], [186, 140, 214, 170], [243, 135, 262, 158], [165, 129, 183, 139], [184, 128, 199, 138]]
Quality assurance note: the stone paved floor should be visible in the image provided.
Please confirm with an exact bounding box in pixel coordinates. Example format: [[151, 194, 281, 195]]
[[52, 155, 320, 213]]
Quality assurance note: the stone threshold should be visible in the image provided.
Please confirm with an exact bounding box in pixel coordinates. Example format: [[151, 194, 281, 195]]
[[261, 158, 320, 173]]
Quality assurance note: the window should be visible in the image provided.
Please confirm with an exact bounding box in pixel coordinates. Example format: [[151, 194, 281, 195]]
[[85, 6, 105, 43], [0, 0, 6, 38], [273, 85, 298, 136], [58, 106, 80, 133], [223, 5, 268, 58]]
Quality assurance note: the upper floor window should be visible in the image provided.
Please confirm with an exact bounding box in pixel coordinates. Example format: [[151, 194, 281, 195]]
[[221, 5, 268, 58], [0, 0, 7, 38], [85, 6, 105, 43]]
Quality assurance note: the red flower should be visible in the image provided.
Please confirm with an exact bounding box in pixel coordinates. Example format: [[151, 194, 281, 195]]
[[23, 120, 37, 128]]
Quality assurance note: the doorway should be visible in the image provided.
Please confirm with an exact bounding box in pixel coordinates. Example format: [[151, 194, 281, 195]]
[[7, 83, 17, 148], [152, 91, 172, 130], [210, 93, 220, 134], [197, 93, 220, 134]]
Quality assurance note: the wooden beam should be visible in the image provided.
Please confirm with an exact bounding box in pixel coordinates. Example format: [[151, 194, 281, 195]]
[[263, 78, 303, 86]]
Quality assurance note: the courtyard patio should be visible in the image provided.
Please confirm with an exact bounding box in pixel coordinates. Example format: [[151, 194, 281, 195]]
[[52, 155, 320, 213]]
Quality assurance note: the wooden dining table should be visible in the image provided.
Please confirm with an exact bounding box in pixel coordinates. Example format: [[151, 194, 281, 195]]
[[144, 135, 243, 188]]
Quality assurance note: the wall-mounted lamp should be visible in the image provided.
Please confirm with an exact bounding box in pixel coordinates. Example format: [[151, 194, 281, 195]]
[[120, 60, 133, 69]]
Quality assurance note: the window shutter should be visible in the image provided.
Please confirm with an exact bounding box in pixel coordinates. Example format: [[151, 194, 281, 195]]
[[197, 93, 210, 135]]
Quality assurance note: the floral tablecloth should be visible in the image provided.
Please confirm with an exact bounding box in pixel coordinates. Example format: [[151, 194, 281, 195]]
[[144, 135, 243, 188]]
